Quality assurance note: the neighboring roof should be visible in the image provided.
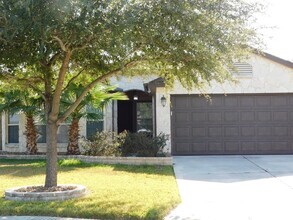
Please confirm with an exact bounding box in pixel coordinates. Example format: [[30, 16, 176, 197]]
[[255, 51, 293, 69]]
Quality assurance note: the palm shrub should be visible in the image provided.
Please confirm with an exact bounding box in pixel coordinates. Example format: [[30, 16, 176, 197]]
[[0, 90, 42, 154], [61, 83, 127, 155]]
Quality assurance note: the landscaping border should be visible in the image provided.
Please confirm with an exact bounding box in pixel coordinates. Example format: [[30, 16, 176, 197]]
[[0, 154, 173, 166], [5, 184, 87, 201]]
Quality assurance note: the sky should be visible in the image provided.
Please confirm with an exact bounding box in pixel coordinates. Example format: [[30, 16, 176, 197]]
[[253, 0, 293, 61]]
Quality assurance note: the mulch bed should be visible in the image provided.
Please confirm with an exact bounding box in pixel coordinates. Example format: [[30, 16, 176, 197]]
[[15, 185, 77, 193]]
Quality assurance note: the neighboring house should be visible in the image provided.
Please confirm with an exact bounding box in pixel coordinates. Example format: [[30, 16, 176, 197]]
[[1, 52, 293, 155]]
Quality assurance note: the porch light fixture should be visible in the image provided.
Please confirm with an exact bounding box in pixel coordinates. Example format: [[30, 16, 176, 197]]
[[161, 95, 167, 107], [133, 95, 138, 100]]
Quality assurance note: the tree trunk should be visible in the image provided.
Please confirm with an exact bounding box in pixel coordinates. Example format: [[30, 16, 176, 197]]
[[25, 115, 38, 154], [45, 122, 58, 187], [67, 118, 80, 155]]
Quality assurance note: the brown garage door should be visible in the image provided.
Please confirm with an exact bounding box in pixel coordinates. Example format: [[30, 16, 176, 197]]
[[171, 94, 293, 155]]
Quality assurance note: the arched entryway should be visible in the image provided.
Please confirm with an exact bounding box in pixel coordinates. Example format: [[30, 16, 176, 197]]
[[117, 90, 153, 133]]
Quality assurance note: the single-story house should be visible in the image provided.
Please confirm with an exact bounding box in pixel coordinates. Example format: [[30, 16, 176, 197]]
[[1, 52, 293, 155]]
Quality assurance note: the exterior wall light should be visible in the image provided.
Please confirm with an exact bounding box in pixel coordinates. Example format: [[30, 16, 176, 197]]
[[133, 95, 138, 100], [161, 95, 167, 107]]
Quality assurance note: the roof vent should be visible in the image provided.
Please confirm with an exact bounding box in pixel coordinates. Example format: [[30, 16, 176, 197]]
[[231, 62, 253, 77]]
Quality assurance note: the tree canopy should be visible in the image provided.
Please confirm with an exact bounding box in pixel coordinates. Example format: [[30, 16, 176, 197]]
[[0, 0, 262, 187]]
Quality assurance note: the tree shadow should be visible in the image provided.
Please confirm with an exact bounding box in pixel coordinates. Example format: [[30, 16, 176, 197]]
[[0, 159, 88, 178], [113, 164, 174, 177], [0, 159, 174, 178], [0, 196, 174, 220]]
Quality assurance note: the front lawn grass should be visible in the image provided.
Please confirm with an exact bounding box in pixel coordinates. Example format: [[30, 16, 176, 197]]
[[0, 159, 180, 219]]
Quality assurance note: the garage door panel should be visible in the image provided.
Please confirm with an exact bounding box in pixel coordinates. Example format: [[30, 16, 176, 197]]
[[191, 97, 208, 108], [240, 96, 255, 107], [174, 112, 190, 123], [241, 142, 257, 153], [208, 127, 222, 137], [174, 143, 190, 153], [192, 112, 206, 122], [208, 142, 223, 153], [241, 111, 255, 122], [174, 97, 189, 109], [271, 142, 290, 152], [192, 127, 206, 137], [257, 111, 271, 121], [210, 96, 223, 107], [273, 127, 288, 136], [257, 127, 272, 136], [241, 127, 255, 136], [257, 142, 272, 152], [192, 143, 206, 153], [273, 111, 288, 121], [174, 127, 190, 137], [225, 142, 239, 153], [224, 127, 239, 137], [256, 96, 271, 106], [271, 96, 287, 106], [224, 96, 238, 107], [171, 94, 293, 155], [208, 112, 222, 122], [224, 112, 239, 122]]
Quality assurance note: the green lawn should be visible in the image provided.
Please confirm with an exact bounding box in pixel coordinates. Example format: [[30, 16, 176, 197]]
[[0, 159, 180, 219]]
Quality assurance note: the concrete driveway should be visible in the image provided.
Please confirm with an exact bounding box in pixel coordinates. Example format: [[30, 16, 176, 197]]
[[165, 155, 293, 220]]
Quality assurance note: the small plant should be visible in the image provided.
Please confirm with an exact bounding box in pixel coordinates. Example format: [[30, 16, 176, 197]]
[[121, 132, 168, 157], [81, 131, 127, 156]]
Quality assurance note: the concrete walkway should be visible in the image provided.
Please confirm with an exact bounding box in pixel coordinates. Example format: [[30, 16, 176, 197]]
[[165, 155, 293, 220]]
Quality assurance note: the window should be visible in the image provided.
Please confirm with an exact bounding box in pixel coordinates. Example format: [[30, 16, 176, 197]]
[[57, 124, 69, 143], [86, 106, 104, 139], [35, 116, 69, 143], [86, 121, 103, 139], [137, 102, 153, 132], [231, 62, 253, 77], [36, 125, 46, 143], [8, 114, 19, 143]]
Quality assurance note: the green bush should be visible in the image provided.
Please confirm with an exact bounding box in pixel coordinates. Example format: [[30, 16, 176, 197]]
[[81, 131, 168, 157], [81, 131, 127, 156], [121, 132, 168, 157]]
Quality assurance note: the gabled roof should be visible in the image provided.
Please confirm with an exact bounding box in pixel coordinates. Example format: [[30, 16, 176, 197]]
[[255, 51, 293, 69]]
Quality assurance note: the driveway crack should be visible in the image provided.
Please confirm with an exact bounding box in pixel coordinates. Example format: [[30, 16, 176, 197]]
[[242, 155, 293, 191]]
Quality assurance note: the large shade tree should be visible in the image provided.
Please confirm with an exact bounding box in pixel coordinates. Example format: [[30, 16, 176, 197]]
[[0, 0, 262, 187]]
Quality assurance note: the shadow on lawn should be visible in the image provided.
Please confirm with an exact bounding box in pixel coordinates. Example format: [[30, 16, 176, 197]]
[[0, 158, 174, 177], [113, 164, 174, 176], [0, 197, 170, 220], [0, 159, 85, 178]]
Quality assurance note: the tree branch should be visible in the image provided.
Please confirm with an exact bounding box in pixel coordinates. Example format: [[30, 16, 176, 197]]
[[63, 68, 85, 91], [47, 52, 61, 66], [72, 36, 94, 52], [56, 60, 139, 124], [52, 36, 67, 52], [50, 51, 72, 121]]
